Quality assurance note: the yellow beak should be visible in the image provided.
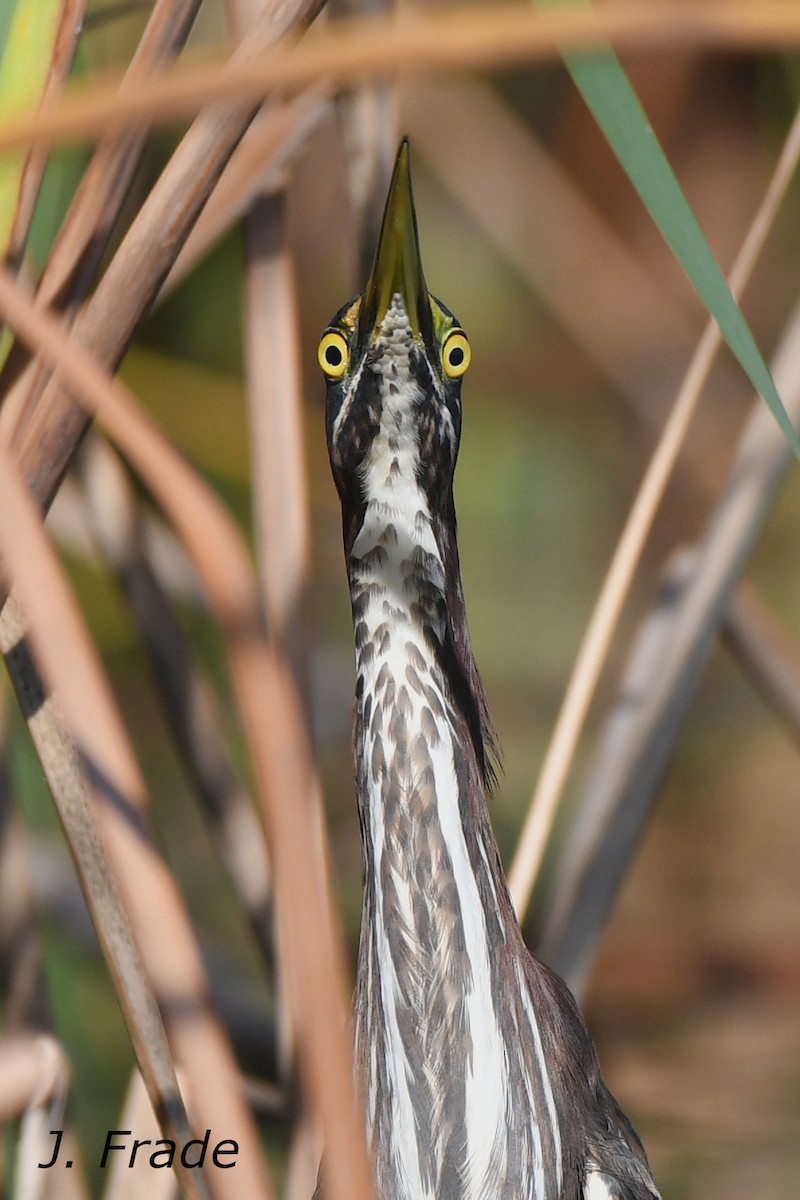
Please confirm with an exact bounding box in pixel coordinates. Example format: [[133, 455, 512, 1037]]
[[359, 139, 431, 345]]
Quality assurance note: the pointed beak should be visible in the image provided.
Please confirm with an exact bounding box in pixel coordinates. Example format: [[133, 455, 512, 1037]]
[[358, 139, 432, 346]]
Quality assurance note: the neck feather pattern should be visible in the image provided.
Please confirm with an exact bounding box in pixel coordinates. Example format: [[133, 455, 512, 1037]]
[[345, 323, 563, 1200]]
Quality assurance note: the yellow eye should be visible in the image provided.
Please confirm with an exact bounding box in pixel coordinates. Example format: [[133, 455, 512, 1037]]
[[442, 330, 471, 379], [318, 330, 349, 379]]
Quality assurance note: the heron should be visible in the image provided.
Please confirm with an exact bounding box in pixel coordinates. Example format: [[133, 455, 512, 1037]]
[[320, 140, 662, 1200]]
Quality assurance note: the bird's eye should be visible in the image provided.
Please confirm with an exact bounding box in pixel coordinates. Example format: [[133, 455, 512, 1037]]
[[318, 330, 349, 379], [442, 330, 471, 379]]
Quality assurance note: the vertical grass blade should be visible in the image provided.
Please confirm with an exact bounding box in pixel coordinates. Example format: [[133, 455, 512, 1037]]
[[0, 0, 66, 259], [535, 0, 800, 459]]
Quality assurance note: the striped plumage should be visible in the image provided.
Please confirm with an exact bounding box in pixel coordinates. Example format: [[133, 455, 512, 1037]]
[[321, 141, 662, 1200]]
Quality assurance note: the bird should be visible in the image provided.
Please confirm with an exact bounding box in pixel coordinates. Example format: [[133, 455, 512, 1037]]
[[320, 139, 662, 1200]]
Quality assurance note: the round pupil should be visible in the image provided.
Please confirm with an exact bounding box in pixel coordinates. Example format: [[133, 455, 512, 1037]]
[[449, 345, 465, 367], [326, 343, 343, 367]]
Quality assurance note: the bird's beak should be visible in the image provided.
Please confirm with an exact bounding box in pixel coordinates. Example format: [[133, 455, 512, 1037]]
[[358, 139, 432, 347]]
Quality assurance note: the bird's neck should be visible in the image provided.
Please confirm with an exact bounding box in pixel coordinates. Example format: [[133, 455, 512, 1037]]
[[347, 476, 518, 948], [345, 400, 551, 1200], [345, 385, 505, 923]]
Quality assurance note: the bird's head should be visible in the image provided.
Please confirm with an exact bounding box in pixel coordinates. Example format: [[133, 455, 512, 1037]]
[[320, 139, 471, 519]]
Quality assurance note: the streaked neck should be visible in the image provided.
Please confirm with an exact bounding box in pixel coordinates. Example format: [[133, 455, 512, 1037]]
[[346, 370, 561, 1200]]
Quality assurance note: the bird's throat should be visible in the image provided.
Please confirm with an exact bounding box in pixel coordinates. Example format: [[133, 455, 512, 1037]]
[[347, 371, 518, 1199]]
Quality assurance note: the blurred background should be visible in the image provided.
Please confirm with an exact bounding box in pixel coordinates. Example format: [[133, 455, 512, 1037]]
[[5, 3, 800, 1198]]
